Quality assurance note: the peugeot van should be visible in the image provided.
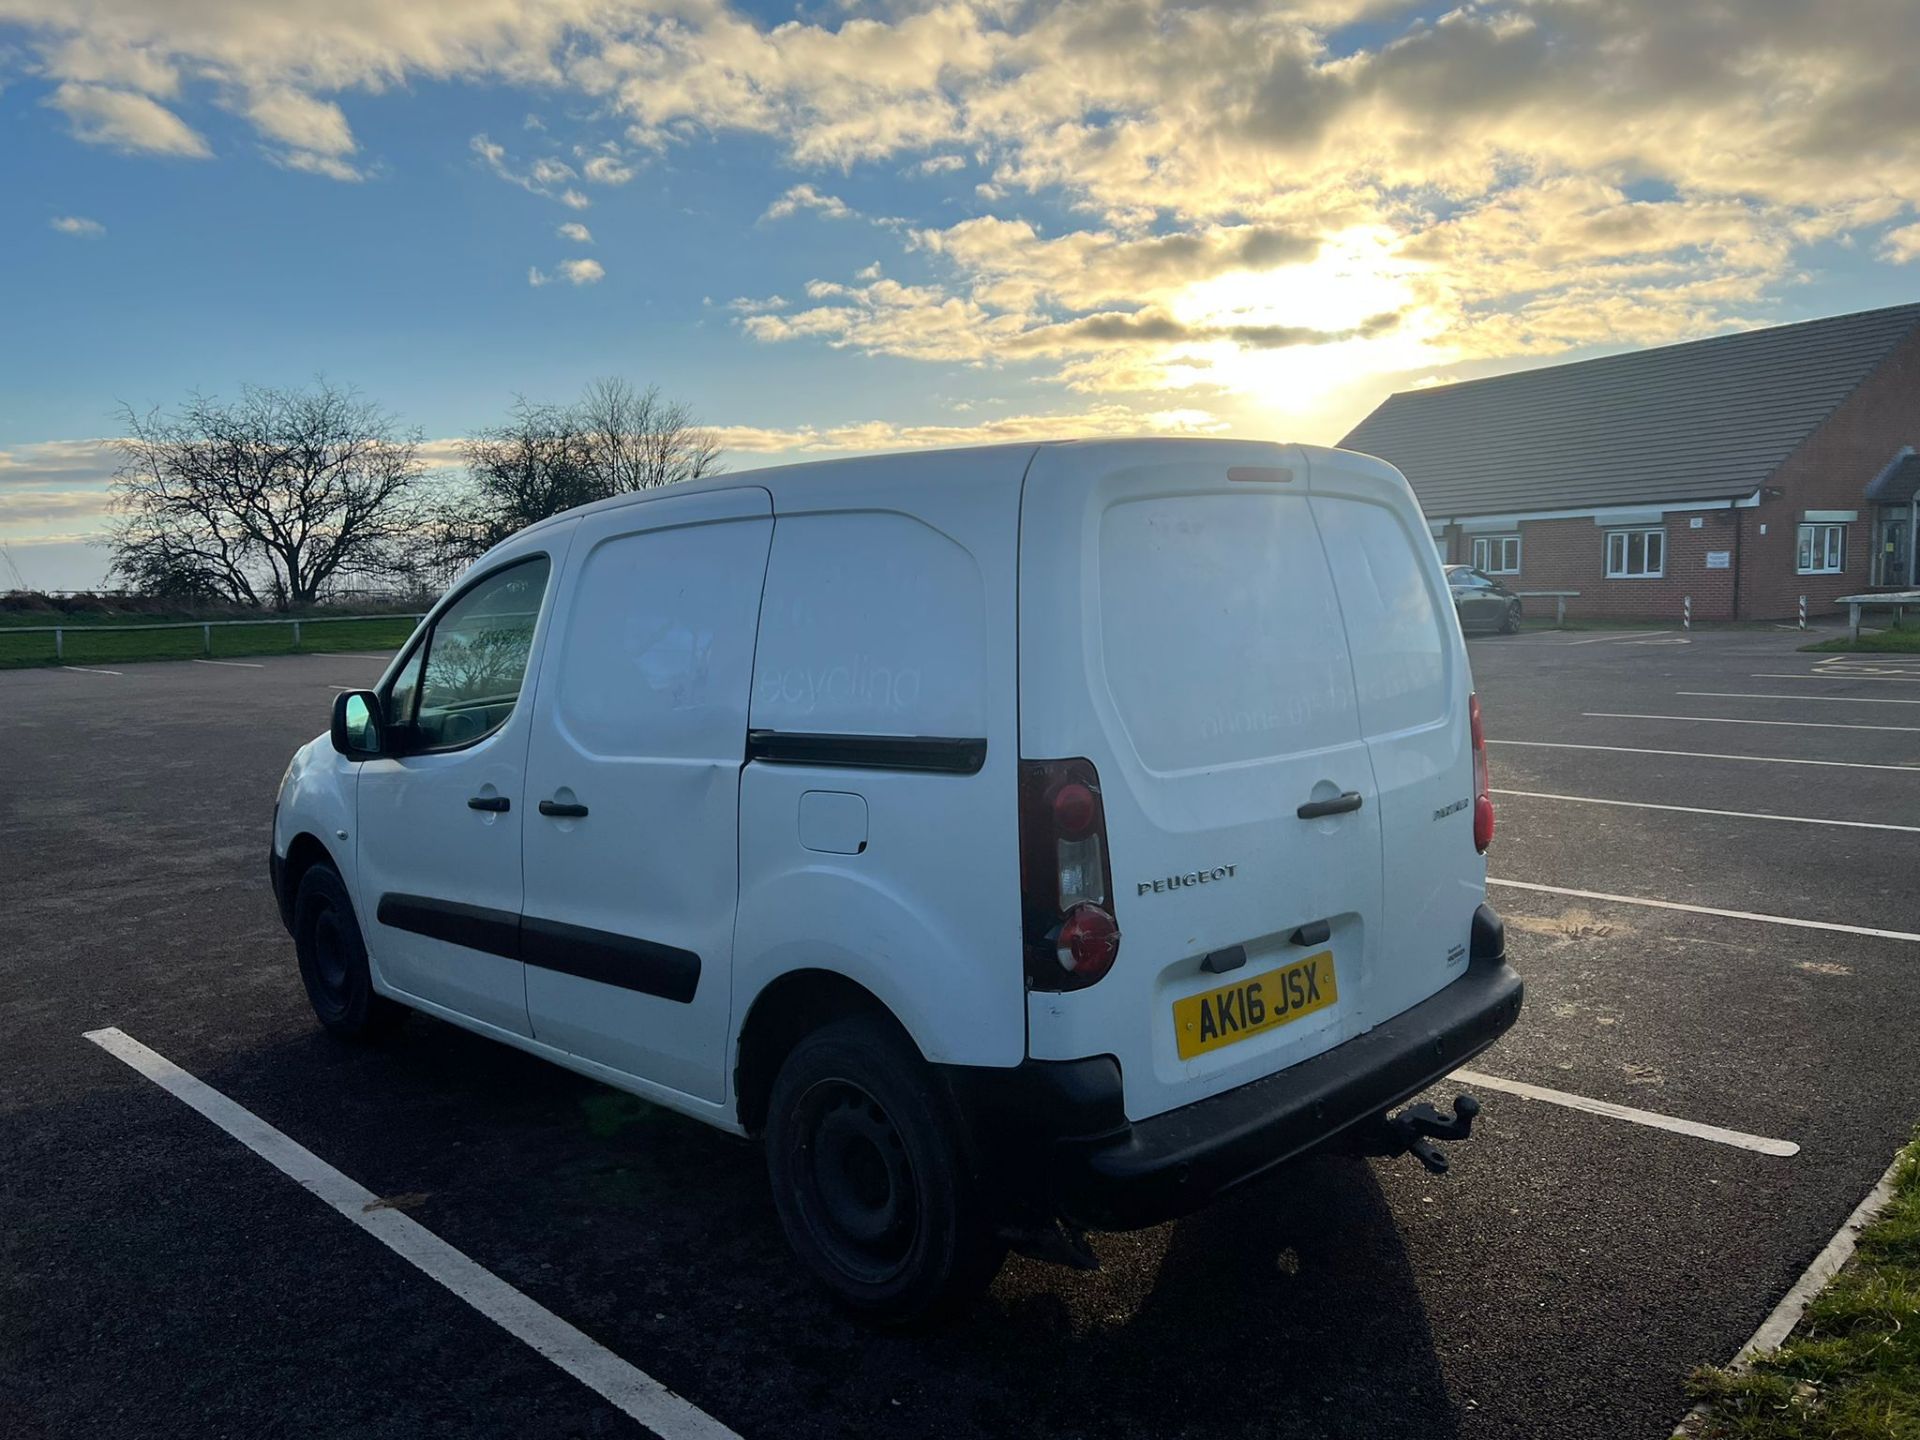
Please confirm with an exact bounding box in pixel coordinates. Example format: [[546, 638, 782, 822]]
[[270, 438, 1522, 1321]]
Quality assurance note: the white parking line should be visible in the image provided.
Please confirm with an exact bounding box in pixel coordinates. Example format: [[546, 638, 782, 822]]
[[59, 666, 122, 677], [192, 658, 265, 669], [1678, 691, 1920, 705], [1565, 629, 1674, 645], [1586, 711, 1920, 734], [1490, 738, 1920, 773], [1753, 672, 1920, 683], [83, 1027, 739, 1440], [1451, 1070, 1798, 1157], [1488, 878, 1920, 944], [1490, 788, 1920, 834]]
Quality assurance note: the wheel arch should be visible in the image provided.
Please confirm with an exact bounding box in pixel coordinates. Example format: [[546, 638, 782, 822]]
[[279, 831, 343, 930], [733, 968, 916, 1137]]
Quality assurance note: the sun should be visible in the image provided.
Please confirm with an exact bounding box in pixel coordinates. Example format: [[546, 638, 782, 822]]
[[1165, 225, 1455, 415]]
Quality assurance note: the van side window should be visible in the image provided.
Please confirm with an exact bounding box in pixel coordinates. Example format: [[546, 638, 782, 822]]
[[752, 512, 987, 740], [406, 555, 551, 753], [554, 522, 768, 759]]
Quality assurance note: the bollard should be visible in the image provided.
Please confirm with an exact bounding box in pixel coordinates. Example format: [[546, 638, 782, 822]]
[[1683, 595, 1691, 632], [292, 620, 301, 648], [1799, 594, 1807, 630], [202, 622, 213, 655], [54, 627, 63, 661]]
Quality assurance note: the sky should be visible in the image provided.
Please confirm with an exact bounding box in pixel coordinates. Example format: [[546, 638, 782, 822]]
[[3, 0, 1920, 591]]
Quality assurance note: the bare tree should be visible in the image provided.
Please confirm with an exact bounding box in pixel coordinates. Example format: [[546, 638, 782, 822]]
[[576, 378, 723, 492], [419, 379, 723, 577], [109, 382, 428, 608]]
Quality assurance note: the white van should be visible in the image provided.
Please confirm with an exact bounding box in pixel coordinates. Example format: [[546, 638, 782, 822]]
[[270, 438, 1521, 1320]]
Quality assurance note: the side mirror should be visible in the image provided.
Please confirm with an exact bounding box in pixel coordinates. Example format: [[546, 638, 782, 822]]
[[331, 690, 386, 759]]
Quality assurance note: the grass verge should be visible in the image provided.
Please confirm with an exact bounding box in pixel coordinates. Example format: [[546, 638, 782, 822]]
[[0, 616, 418, 669], [1803, 629, 1920, 654], [1686, 1129, 1920, 1438]]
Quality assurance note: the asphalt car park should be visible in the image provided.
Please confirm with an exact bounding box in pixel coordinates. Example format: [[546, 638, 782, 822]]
[[4, 628, 1919, 1440]]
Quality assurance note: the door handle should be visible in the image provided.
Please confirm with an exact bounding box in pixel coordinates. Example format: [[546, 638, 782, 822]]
[[467, 795, 510, 813], [1297, 791, 1364, 819], [538, 799, 589, 819]]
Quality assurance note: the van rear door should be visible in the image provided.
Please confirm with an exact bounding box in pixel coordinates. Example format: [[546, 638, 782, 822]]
[[1308, 448, 1482, 1025], [1018, 440, 1388, 1124]]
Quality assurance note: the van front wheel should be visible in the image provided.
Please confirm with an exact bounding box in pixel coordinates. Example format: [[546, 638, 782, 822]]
[[294, 864, 407, 1040], [765, 1015, 1005, 1323]]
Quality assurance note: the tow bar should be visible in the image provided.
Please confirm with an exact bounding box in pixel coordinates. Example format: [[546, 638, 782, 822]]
[[1348, 1094, 1481, 1175]]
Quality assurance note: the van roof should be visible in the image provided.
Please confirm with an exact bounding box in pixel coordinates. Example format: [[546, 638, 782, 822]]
[[513, 435, 1341, 541]]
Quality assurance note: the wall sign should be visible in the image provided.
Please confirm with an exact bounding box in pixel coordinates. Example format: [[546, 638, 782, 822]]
[[1705, 551, 1731, 569]]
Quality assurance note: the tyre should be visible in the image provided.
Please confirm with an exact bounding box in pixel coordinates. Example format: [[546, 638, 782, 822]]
[[293, 864, 407, 1039], [765, 1014, 1005, 1323], [1500, 600, 1521, 635]]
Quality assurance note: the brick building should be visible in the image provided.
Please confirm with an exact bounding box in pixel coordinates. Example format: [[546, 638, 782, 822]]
[[1340, 303, 1920, 621]]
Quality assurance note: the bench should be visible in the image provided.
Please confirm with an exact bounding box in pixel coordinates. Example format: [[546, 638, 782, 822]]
[[1835, 590, 1920, 642]]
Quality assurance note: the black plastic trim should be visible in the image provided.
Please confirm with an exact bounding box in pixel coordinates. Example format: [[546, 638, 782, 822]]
[[745, 730, 986, 775], [1297, 790, 1364, 819], [1057, 954, 1522, 1229], [376, 893, 521, 960], [951, 947, 1523, 1233], [521, 915, 700, 1004], [374, 894, 702, 1003]]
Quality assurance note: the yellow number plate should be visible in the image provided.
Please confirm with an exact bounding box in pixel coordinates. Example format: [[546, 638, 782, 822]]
[[1173, 951, 1338, 1060]]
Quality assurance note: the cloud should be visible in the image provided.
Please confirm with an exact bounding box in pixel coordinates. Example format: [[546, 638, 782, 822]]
[[761, 184, 853, 222], [557, 221, 593, 243], [582, 154, 634, 185], [472, 133, 590, 209], [712, 403, 1229, 458], [46, 83, 209, 158], [14, 0, 1920, 408], [1882, 223, 1920, 265], [531, 257, 605, 286], [245, 87, 354, 156], [50, 215, 105, 237]]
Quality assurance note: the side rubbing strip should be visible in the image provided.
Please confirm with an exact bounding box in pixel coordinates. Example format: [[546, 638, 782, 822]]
[[745, 730, 987, 775], [377, 894, 521, 960], [521, 916, 701, 1004]]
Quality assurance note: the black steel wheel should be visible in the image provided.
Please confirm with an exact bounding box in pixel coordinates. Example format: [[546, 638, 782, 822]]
[[293, 863, 407, 1039], [765, 1014, 1004, 1323]]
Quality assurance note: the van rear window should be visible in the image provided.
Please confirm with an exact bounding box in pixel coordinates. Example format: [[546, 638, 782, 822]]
[[1311, 496, 1450, 738], [1098, 492, 1357, 771]]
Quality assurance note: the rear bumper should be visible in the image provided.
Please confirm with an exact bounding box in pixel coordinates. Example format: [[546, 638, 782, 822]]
[[952, 905, 1522, 1231]]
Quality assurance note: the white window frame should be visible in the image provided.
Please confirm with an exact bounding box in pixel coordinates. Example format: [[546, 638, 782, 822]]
[[1797, 522, 1845, 575], [1605, 526, 1665, 579], [1471, 533, 1521, 574]]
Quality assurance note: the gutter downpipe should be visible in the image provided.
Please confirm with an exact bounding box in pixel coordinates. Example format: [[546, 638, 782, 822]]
[[1730, 497, 1745, 621]]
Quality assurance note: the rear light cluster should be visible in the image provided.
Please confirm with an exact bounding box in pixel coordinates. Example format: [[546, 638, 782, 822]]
[[1018, 758, 1120, 991], [1470, 692, 1495, 853]]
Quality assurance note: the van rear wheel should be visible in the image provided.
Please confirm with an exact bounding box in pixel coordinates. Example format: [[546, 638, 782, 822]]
[[765, 1015, 1004, 1323], [294, 864, 407, 1040]]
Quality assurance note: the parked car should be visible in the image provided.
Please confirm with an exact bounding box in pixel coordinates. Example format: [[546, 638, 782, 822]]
[[270, 439, 1522, 1321], [1446, 564, 1524, 634]]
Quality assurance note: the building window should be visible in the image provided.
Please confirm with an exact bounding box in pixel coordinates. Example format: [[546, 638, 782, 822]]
[[1471, 533, 1521, 574], [1605, 527, 1665, 579], [1797, 523, 1845, 575]]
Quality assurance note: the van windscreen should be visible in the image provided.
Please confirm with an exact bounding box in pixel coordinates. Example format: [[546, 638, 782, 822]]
[[1097, 491, 1357, 772]]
